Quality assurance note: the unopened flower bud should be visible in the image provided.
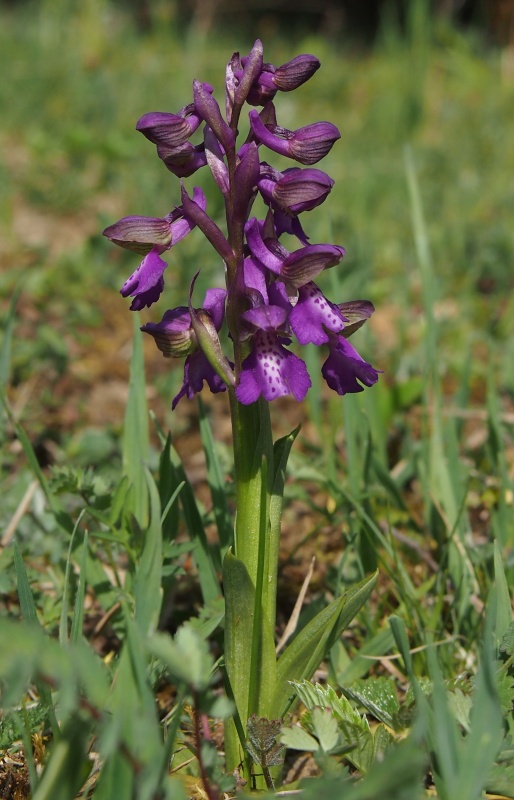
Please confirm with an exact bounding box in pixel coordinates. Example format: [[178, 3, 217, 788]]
[[273, 54, 320, 91], [136, 108, 202, 148], [141, 308, 197, 358]]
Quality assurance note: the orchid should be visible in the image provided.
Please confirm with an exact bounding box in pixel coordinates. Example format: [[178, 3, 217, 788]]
[[103, 39, 380, 786]]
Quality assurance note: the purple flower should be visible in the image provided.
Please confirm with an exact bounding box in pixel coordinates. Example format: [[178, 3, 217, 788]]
[[235, 303, 311, 404], [322, 334, 380, 395], [136, 107, 203, 147], [103, 188, 207, 255], [273, 55, 320, 92], [249, 111, 340, 166], [230, 47, 319, 107], [289, 282, 347, 345], [103, 40, 380, 409], [142, 288, 231, 408], [120, 248, 168, 310], [157, 142, 208, 178], [245, 217, 345, 288], [172, 352, 229, 409], [104, 188, 207, 310], [258, 166, 334, 216]]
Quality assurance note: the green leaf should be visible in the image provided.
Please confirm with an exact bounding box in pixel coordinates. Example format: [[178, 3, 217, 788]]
[[223, 549, 276, 724], [122, 314, 149, 527], [246, 715, 284, 768], [343, 676, 400, 730], [32, 715, 93, 800], [70, 532, 89, 643], [499, 620, 514, 657], [270, 571, 377, 718], [494, 540, 512, 646], [167, 442, 221, 603], [147, 625, 214, 692], [134, 468, 163, 635], [280, 724, 320, 752], [198, 396, 232, 554], [13, 539, 42, 628], [0, 285, 20, 391], [311, 707, 340, 753]]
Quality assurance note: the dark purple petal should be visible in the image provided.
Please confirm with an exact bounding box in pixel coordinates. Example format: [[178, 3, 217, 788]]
[[338, 300, 375, 338], [180, 184, 235, 265], [204, 127, 229, 195], [273, 211, 310, 245], [272, 168, 334, 214], [248, 110, 292, 159], [233, 39, 265, 109], [235, 330, 311, 404], [193, 80, 235, 151], [289, 122, 341, 165], [120, 248, 167, 310], [282, 244, 345, 288], [322, 335, 380, 395], [245, 69, 277, 107], [103, 216, 172, 255], [273, 54, 320, 91], [242, 303, 288, 333], [245, 217, 283, 275], [136, 110, 202, 147], [158, 142, 207, 177], [249, 113, 340, 166], [242, 256, 269, 304], [141, 307, 195, 357], [202, 288, 227, 330], [172, 351, 228, 409], [289, 282, 346, 345]]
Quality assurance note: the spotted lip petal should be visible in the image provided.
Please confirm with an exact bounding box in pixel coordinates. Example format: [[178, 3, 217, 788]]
[[235, 330, 311, 404], [289, 282, 347, 345]]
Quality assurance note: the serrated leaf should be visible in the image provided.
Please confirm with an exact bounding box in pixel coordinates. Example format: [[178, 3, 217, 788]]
[[246, 715, 284, 767], [280, 724, 319, 752], [496, 669, 514, 714], [270, 572, 377, 719], [147, 626, 213, 692], [293, 681, 366, 731], [311, 707, 339, 753], [500, 620, 514, 657], [343, 676, 400, 730]]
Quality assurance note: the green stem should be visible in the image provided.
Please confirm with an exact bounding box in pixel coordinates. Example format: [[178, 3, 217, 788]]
[[224, 393, 278, 776]]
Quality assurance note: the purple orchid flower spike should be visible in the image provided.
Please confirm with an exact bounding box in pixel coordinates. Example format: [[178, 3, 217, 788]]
[[236, 302, 311, 404], [104, 39, 380, 410]]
